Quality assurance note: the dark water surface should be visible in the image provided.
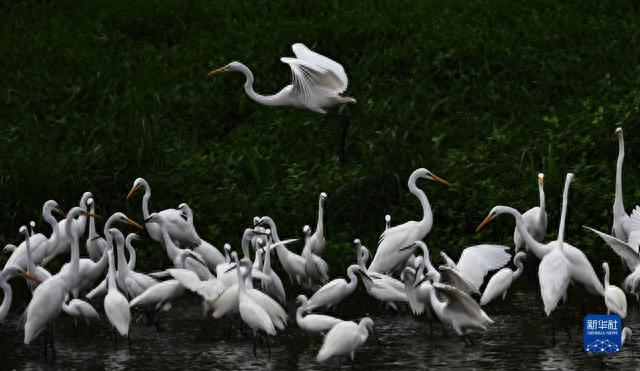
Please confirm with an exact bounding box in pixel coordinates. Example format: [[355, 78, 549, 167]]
[[1, 285, 638, 370]]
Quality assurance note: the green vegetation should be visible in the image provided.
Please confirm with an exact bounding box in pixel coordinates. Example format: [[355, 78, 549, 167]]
[[2, 0, 640, 273]]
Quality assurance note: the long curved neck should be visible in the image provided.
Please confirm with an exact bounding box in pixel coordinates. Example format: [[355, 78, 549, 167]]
[[44, 209, 59, 252], [538, 183, 546, 215], [264, 218, 281, 242], [142, 183, 151, 219], [504, 207, 547, 256], [24, 234, 36, 273], [557, 177, 572, 244], [88, 203, 97, 238], [0, 283, 12, 321], [427, 284, 445, 314], [68, 226, 80, 287], [513, 256, 525, 279], [603, 264, 610, 288], [316, 199, 325, 235], [237, 265, 246, 294], [296, 306, 304, 323], [408, 175, 432, 229], [264, 246, 272, 273], [614, 134, 625, 217], [126, 241, 136, 270], [347, 268, 358, 290], [241, 230, 253, 259], [159, 224, 179, 260], [237, 64, 283, 106], [107, 252, 116, 291], [116, 239, 127, 274]]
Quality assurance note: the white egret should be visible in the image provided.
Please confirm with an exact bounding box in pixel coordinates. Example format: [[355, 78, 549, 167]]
[[359, 269, 407, 310], [317, 317, 376, 365], [126, 178, 200, 246], [110, 228, 159, 299], [368, 168, 450, 274], [400, 267, 429, 316], [514, 173, 547, 253], [19, 225, 51, 290], [305, 264, 366, 311], [5, 200, 63, 271], [24, 207, 96, 353], [261, 240, 286, 304], [85, 198, 107, 262], [602, 262, 627, 318], [177, 203, 225, 269], [256, 217, 306, 284], [612, 127, 635, 241], [42, 191, 92, 264], [209, 43, 355, 114], [307, 192, 327, 255], [62, 298, 99, 324], [359, 239, 410, 293], [423, 280, 493, 344], [480, 252, 526, 305], [0, 265, 29, 322], [295, 295, 342, 333], [129, 279, 185, 315], [104, 249, 131, 339], [584, 226, 640, 310], [302, 224, 329, 286], [438, 244, 511, 295]]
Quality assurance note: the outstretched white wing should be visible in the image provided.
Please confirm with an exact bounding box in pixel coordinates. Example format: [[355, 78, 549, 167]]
[[626, 206, 640, 252], [584, 226, 640, 270], [456, 245, 511, 289], [291, 43, 348, 91]]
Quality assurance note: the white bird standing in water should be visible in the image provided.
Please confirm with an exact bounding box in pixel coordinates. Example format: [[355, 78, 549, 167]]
[[104, 247, 131, 339], [514, 173, 547, 254], [368, 168, 450, 274], [480, 252, 526, 305], [317, 317, 376, 365], [305, 265, 366, 312], [126, 178, 200, 246], [295, 295, 342, 333], [209, 43, 355, 114], [612, 127, 636, 242], [602, 262, 627, 318]]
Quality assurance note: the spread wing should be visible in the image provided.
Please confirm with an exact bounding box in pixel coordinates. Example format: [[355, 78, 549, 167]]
[[291, 43, 347, 91], [168, 268, 225, 301], [456, 245, 511, 289], [434, 283, 492, 324], [584, 226, 640, 270], [626, 206, 640, 252]]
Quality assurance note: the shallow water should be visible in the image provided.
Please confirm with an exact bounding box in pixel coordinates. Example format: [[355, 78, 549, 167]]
[[1, 285, 637, 370]]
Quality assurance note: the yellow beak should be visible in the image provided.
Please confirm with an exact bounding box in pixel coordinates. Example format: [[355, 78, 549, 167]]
[[431, 174, 451, 187], [126, 185, 139, 200], [475, 213, 493, 232], [126, 218, 145, 231], [207, 66, 228, 77]]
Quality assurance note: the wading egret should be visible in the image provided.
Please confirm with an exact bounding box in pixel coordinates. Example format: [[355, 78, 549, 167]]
[[126, 178, 200, 246], [317, 317, 376, 365], [104, 249, 130, 338], [305, 265, 366, 311], [368, 168, 450, 274], [514, 173, 547, 253], [602, 262, 627, 318], [42, 192, 92, 264], [480, 252, 526, 305], [612, 127, 635, 241], [295, 295, 342, 333]]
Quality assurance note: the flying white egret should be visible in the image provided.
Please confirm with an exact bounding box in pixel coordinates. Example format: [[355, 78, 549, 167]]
[[480, 252, 526, 305], [209, 43, 355, 114], [24, 207, 96, 354], [126, 178, 200, 246], [602, 262, 627, 318], [85, 198, 107, 262], [104, 249, 131, 339], [5, 200, 63, 271], [305, 264, 366, 312], [423, 280, 493, 344], [19, 225, 51, 291], [514, 173, 547, 254], [42, 191, 92, 264], [437, 244, 511, 295], [368, 168, 450, 274], [317, 317, 376, 365], [295, 295, 342, 333]]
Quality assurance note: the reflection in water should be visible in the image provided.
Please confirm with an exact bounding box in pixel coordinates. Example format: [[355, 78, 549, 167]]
[[0, 286, 637, 370]]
